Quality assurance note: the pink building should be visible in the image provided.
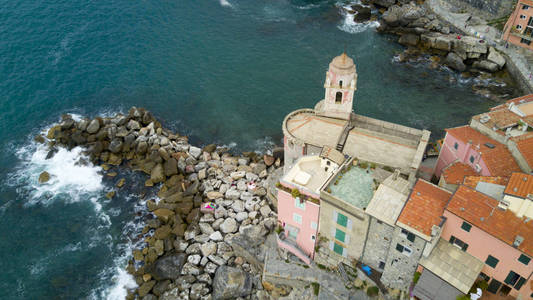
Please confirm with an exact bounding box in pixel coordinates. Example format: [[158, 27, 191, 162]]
[[442, 185, 533, 299], [434, 125, 521, 178]]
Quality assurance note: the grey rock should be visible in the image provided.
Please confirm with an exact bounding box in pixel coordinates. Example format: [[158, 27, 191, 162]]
[[444, 52, 466, 72], [86, 119, 100, 134], [108, 138, 123, 153], [487, 47, 506, 68], [220, 218, 238, 233], [225, 189, 241, 200], [181, 262, 201, 276], [398, 33, 419, 46], [163, 158, 178, 177], [150, 163, 165, 184], [473, 60, 499, 72], [189, 146, 202, 159], [127, 119, 141, 130], [259, 205, 271, 218], [236, 212, 248, 222], [231, 200, 244, 213], [210, 231, 223, 241], [150, 253, 187, 280], [187, 254, 202, 265], [212, 266, 253, 300], [201, 242, 218, 257], [152, 280, 171, 296]]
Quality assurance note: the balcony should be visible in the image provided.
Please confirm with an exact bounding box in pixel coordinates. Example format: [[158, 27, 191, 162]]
[[276, 232, 312, 265], [511, 31, 533, 41]]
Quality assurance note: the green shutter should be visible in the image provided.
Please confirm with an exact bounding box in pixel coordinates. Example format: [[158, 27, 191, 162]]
[[335, 229, 346, 243], [461, 222, 472, 232], [337, 213, 348, 227], [485, 255, 499, 268], [504, 271, 519, 285], [518, 254, 531, 265], [407, 232, 415, 242], [333, 242, 344, 255], [396, 243, 403, 252], [515, 277, 526, 290]]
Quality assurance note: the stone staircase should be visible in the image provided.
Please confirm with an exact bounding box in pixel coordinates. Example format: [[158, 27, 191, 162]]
[[336, 113, 356, 152]]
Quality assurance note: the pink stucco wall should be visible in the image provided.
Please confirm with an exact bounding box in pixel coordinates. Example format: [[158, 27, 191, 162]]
[[277, 189, 320, 259], [435, 132, 490, 178], [442, 211, 533, 299]]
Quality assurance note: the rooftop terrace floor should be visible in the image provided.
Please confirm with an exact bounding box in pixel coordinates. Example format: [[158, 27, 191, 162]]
[[328, 166, 375, 210]]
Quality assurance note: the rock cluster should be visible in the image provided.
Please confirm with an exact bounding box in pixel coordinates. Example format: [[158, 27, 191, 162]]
[[40, 107, 281, 300], [375, 1, 506, 73]]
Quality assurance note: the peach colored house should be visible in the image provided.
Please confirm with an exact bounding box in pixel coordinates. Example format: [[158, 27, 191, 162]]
[[442, 185, 533, 299], [502, 0, 533, 51], [434, 125, 521, 178]]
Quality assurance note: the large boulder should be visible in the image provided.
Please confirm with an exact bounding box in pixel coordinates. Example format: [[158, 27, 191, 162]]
[[212, 266, 253, 300], [453, 36, 487, 55], [151, 163, 165, 184], [149, 253, 187, 280], [473, 60, 499, 72], [444, 52, 466, 72], [163, 158, 178, 177], [108, 138, 123, 153], [38, 171, 51, 183], [86, 119, 100, 134], [352, 4, 371, 22], [487, 47, 506, 68], [373, 0, 396, 7], [398, 33, 419, 46]]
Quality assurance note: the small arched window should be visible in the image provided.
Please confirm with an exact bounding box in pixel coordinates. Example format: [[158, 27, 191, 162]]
[[339, 80, 343, 88], [335, 92, 342, 104]]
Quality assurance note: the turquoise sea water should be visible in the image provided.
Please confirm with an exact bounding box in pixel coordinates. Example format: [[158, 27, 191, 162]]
[[0, 0, 516, 298]]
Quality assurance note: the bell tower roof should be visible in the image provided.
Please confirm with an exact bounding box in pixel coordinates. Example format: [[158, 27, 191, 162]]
[[329, 53, 356, 75]]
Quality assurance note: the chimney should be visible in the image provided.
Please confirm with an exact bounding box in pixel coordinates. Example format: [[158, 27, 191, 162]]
[[513, 235, 524, 248]]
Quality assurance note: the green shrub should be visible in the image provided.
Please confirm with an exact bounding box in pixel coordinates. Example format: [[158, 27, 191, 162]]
[[275, 182, 281, 188], [456, 295, 470, 300], [275, 226, 283, 234], [413, 271, 421, 284], [291, 188, 301, 199], [370, 163, 376, 169], [317, 263, 326, 270], [311, 282, 320, 296], [383, 166, 394, 172], [359, 162, 368, 169], [366, 286, 379, 297]]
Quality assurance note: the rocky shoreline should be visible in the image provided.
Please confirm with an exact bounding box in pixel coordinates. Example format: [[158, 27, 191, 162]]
[[39, 107, 283, 300]]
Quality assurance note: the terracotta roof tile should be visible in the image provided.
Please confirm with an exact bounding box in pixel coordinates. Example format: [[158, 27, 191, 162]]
[[447, 185, 533, 257], [490, 94, 533, 112], [445, 126, 521, 177], [442, 162, 478, 185], [515, 137, 533, 168], [504, 172, 533, 198], [398, 180, 452, 236], [463, 176, 509, 189]]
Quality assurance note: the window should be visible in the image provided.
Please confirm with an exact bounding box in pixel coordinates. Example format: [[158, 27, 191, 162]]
[[517, 24, 523, 30], [485, 255, 499, 268], [479, 272, 490, 282], [333, 242, 344, 255], [335, 92, 342, 104], [377, 220, 383, 224], [335, 228, 346, 243], [310, 222, 318, 230], [518, 254, 531, 265], [515, 277, 526, 290], [326, 160, 331, 166], [400, 229, 415, 242], [378, 261, 385, 270], [504, 271, 520, 286], [454, 142, 459, 150], [469, 155, 475, 163], [523, 4, 530, 9], [311, 235, 316, 241], [293, 213, 302, 224], [521, 14, 527, 19], [461, 221, 472, 232], [395, 243, 412, 256], [520, 38, 531, 45], [336, 212, 348, 227], [339, 80, 343, 88], [449, 235, 469, 251], [295, 198, 305, 210]]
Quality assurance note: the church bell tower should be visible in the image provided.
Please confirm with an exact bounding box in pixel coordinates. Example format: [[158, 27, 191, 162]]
[[316, 53, 357, 120]]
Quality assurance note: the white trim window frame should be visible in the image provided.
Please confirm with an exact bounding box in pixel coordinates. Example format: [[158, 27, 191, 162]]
[[293, 213, 303, 224]]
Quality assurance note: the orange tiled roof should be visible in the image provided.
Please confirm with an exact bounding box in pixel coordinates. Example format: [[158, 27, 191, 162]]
[[504, 172, 533, 198], [447, 185, 533, 257], [463, 176, 509, 189], [515, 137, 533, 168], [398, 180, 452, 237], [445, 126, 521, 177], [442, 162, 478, 185], [490, 94, 533, 112]]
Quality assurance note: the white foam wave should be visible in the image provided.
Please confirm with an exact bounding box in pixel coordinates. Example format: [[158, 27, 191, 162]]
[[295, 3, 320, 10], [17, 145, 104, 206], [336, 2, 379, 34], [220, 0, 233, 8], [102, 267, 138, 300]]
